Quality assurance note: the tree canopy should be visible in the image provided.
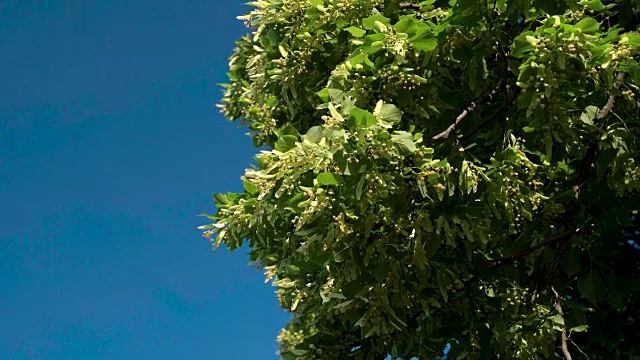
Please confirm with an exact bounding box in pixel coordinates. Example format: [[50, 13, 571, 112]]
[[201, 0, 640, 358]]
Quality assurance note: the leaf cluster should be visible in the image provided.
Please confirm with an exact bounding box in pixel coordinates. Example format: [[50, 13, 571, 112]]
[[204, 0, 640, 358]]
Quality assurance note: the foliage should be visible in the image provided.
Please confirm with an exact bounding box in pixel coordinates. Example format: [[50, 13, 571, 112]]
[[202, 0, 640, 358]]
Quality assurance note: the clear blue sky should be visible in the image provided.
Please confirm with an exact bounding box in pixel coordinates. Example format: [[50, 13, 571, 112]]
[[0, 1, 289, 358]]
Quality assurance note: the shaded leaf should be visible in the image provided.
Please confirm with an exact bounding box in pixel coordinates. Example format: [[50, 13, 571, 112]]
[[534, 0, 568, 14], [577, 271, 605, 304], [562, 247, 582, 276]]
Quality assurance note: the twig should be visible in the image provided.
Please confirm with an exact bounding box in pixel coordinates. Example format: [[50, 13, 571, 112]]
[[551, 285, 573, 360], [568, 337, 590, 359], [398, 2, 421, 10]]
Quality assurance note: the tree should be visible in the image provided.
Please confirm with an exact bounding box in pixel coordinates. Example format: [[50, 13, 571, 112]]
[[200, 0, 640, 358]]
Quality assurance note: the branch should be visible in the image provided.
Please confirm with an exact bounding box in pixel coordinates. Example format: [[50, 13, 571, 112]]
[[431, 88, 498, 141], [462, 82, 520, 144], [551, 285, 573, 360], [431, 102, 478, 141], [596, 72, 626, 120], [398, 2, 421, 10], [489, 230, 574, 269]]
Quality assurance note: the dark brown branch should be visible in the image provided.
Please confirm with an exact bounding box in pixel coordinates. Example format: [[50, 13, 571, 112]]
[[398, 2, 421, 10], [551, 285, 573, 360]]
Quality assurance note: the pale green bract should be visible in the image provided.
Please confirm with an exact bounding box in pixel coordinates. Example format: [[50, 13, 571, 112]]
[[203, 0, 640, 358]]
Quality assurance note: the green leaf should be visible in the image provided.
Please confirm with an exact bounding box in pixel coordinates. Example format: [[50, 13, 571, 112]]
[[316, 172, 343, 186], [394, 16, 419, 35], [550, 313, 564, 326], [525, 35, 539, 46], [493, 321, 508, 345], [609, 288, 625, 307], [277, 124, 299, 137], [517, 89, 536, 110], [372, 261, 389, 281], [362, 15, 391, 30], [356, 174, 366, 200], [570, 325, 589, 333], [327, 102, 344, 122], [409, 37, 437, 52], [580, 105, 599, 125], [584, 0, 607, 11], [344, 26, 366, 37], [392, 131, 417, 155], [278, 44, 288, 58], [348, 53, 375, 69], [275, 135, 298, 152], [291, 297, 300, 311], [408, 22, 437, 52], [303, 126, 325, 144], [290, 349, 308, 356], [361, 33, 386, 55], [574, 17, 600, 34], [557, 49, 566, 70], [437, 272, 449, 302], [244, 180, 259, 195], [349, 107, 377, 127], [213, 192, 239, 207], [317, 88, 330, 102], [512, 32, 535, 58], [198, 212, 217, 221], [577, 271, 605, 305], [373, 100, 403, 127], [621, 33, 640, 47]]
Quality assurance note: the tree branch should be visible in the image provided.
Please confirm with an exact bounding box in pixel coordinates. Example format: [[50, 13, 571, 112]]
[[431, 88, 499, 141], [462, 83, 519, 144], [489, 230, 574, 269], [431, 103, 478, 141], [596, 72, 626, 120], [493, 73, 625, 269], [551, 285, 573, 360]]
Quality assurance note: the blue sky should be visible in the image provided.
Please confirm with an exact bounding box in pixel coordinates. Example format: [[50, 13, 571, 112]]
[[0, 1, 289, 358]]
